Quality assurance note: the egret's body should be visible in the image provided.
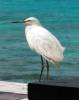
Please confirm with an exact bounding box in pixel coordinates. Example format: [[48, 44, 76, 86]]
[[25, 25, 65, 64], [12, 17, 65, 81]]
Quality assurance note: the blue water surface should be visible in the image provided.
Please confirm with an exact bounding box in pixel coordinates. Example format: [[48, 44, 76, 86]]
[[0, 0, 79, 83]]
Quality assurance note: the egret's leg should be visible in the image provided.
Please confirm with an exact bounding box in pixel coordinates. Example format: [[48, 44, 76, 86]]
[[46, 60, 49, 80], [39, 56, 44, 82]]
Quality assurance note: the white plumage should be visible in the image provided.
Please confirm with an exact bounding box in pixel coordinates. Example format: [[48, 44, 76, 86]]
[[12, 17, 65, 81], [25, 17, 65, 65]]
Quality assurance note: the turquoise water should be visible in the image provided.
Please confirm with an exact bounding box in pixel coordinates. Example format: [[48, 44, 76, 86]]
[[0, 0, 79, 83]]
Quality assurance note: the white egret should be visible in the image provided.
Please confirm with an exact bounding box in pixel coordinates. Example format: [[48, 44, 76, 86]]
[[12, 17, 65, 81]]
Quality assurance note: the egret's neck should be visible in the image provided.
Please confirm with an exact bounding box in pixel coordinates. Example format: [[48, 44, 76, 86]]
[[25, 24, 40, 30], [25, 25, 34, 33], [25, 25, 41, 36]]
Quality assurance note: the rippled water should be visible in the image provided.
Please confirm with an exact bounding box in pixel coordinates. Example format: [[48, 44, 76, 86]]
[[0, 0, 79, 83]]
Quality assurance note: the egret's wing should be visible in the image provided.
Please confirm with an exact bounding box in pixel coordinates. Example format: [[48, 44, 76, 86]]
[[32, 26, 65, 53], [34, 37, 64, 64], [31, 26, 65, 63], [26, 26, 65, 63]]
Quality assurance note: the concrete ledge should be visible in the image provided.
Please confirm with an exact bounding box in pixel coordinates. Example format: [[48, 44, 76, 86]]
[[0, 92, 27, 100], [0, 81, 27, 94], [21, 98, 28, 100], [0, 81, 28, 100]]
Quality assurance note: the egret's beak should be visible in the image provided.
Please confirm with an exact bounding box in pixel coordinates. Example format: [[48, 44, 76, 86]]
[[11, 20, 25, 23]]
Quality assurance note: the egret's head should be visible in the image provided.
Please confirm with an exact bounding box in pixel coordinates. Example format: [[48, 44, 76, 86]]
[[24, 17, 41, 26]]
